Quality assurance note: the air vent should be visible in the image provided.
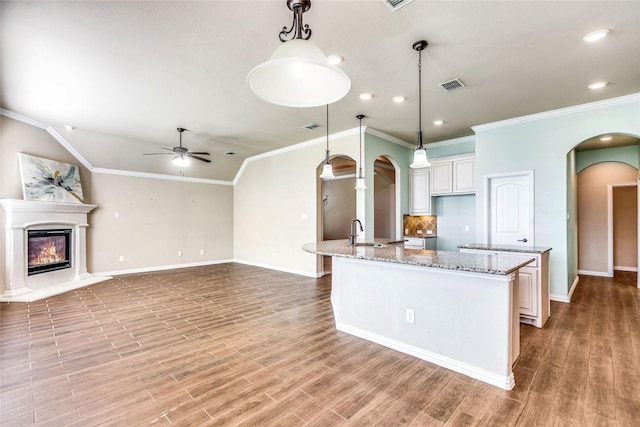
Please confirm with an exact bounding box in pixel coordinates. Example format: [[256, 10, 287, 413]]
[[303, 123, 322, 130], [383, 0, 415, 11], [439, 78, 466, 91]]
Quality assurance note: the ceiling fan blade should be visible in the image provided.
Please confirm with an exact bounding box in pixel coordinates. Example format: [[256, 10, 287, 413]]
[[188, 154, 212, 163], [143, 153, 172, 155], [188, 152, 210, 155]]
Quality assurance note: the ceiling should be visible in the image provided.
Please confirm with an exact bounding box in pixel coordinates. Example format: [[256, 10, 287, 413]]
[[2, 1, 639, 181]]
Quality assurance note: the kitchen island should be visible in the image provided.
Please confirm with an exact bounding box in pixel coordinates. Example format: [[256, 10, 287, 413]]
[[302, 240, 535, 390]]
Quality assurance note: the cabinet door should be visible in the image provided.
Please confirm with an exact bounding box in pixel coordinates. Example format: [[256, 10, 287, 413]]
[[453, 159, 474, 193], [431, 162, 453, 195], [409, 169, 432, 215], [518, 267, 538, 316]]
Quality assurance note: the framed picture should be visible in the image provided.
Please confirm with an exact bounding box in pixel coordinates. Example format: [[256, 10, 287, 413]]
[[18, 153, 84, 204]]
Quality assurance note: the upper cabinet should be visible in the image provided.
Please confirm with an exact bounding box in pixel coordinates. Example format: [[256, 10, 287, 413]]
[[409, 168, 433, 215], [430, 155, 475, 195]]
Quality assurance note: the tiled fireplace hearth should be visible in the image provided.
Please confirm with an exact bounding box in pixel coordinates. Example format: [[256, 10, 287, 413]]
[[0, 199, 110, 302]]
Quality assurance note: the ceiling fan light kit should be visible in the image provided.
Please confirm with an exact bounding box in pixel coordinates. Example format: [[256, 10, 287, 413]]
[[143, 127, 212, 166], [247, 0, 351, 108]]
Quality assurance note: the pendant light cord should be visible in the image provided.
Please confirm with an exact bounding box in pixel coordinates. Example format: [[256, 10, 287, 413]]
[[418, 50, 422, 140], [325, 104, 330, 164]]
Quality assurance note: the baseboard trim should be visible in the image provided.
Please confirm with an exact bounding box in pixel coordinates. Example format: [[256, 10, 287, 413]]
[[577, 269, 612, 277], [614, 266, 638, 272], [336, 323, 514, 391], [550, 275, 580, 303], [96, 259, 234, 277], [232, 259, 320, 278]]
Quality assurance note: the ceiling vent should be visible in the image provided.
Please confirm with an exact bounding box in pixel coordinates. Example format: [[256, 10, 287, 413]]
[[303, 123, 322, 130], [439, 78, 466, 91], [383, 0, 415, 11]]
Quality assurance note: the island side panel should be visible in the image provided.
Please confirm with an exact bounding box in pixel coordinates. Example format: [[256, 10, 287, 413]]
[[331, 256, 517, 390]]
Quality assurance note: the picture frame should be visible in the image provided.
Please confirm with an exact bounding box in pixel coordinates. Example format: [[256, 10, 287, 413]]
[[18, 153, 84, 204]]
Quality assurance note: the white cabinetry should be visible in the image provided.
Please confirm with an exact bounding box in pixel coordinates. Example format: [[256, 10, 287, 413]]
[[459, 248, 550, 328], [430, 155, 475, 195], [409, 169, 433, 215]]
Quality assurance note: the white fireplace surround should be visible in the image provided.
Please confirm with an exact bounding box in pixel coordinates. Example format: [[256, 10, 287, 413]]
[[0, 199, 111, 302]]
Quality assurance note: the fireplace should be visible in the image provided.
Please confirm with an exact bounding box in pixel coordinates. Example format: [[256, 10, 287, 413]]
[[27, 229, 72, 276], [0, 199, 111, 302]]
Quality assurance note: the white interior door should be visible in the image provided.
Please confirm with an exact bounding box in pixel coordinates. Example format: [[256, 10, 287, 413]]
[[485, 171, 534, 246]]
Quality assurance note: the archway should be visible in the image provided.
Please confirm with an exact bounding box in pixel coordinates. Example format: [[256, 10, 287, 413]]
[[373, 156, 397, 239], [318, 155, 356, 275], [572, 133, 640, 288]]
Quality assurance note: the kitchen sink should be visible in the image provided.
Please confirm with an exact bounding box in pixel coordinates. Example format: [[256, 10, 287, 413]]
[[352, 242, 387, 248]]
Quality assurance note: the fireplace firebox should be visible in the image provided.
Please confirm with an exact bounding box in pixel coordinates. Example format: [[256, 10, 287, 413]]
[[27, 229, 72, 276]]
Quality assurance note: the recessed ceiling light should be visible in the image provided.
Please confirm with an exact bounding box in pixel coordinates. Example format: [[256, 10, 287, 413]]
[[433, 120, 444, 126], [583, 29, 610, 42], [392, 95, 406, 103], [327, 55, 344, 65], [359, 92, 373, 100], [588, 81, 608, 90], [600, 136, 612, 142]]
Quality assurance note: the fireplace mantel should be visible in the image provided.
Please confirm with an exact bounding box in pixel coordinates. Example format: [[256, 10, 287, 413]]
[[0, 199, 111, 302]]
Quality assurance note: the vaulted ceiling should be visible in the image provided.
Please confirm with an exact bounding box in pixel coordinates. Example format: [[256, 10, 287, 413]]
[[2, 1, 639, 181]]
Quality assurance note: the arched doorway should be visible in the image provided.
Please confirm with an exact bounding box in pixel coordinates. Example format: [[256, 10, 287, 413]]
[[573, 133, 640, 287], [318, 155, 356, 274], [373, 156, 397, 240]]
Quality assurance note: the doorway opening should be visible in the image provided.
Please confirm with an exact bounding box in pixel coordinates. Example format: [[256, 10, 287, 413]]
[[319, 155, 356, 275], [573, 132, 640, 288], [373, 156, 397, 240]]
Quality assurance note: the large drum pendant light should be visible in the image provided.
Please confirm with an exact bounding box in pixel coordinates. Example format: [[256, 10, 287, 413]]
[[409, 40, 431, 168], [247, 0, 351, 108]]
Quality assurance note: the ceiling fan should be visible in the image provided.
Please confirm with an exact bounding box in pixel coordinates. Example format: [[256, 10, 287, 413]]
[[143, 128, 211, 166]]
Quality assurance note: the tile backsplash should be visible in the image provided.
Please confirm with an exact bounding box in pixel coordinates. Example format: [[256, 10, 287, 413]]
[[403, 215, 437, 237]]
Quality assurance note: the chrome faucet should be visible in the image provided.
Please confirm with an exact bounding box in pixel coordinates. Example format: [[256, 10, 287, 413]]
[[349, 219, 363, 245]]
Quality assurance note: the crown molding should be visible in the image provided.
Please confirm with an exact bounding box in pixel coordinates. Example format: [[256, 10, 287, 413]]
[[233, 126, 413, 185], [472, 93, 640, 133], [92, 168, 233, 185], [425, 134, 475, 149]]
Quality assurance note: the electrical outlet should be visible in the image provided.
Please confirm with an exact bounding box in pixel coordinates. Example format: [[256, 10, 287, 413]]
[[464, 225, 470, 232], [178, 251, 183, 257], [417, 229, 423, 235], [119, 255, 124, 262], [406, 309, 415, 324], [200, 249, 205, 255], [426, 230, 433, 235], [114, 212, 119, 218], [404, 228, 409, 235]]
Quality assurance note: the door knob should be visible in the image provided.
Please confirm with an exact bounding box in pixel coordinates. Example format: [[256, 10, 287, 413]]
[[517, 238, 528, 243]]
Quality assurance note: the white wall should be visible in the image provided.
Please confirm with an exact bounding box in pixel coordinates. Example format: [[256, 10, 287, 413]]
[[473, 94, 640, 298], [233, 129, 412, 276]]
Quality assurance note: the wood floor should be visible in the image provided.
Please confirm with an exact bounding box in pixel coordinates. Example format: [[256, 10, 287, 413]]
[[1, 264, 639, 426]]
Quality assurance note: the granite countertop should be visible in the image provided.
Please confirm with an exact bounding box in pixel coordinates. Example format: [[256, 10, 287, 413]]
[[458, 243, 552, 254], [302, 239, 535, 276]]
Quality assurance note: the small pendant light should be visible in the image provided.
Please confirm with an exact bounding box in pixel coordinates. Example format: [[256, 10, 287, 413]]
[[355, 114, 367, 190], [409, 40, 431, 169], [319, 104, 335, 179]]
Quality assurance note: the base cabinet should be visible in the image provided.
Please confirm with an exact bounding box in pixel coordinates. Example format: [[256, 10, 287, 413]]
[[460, 248, 549, 328]]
